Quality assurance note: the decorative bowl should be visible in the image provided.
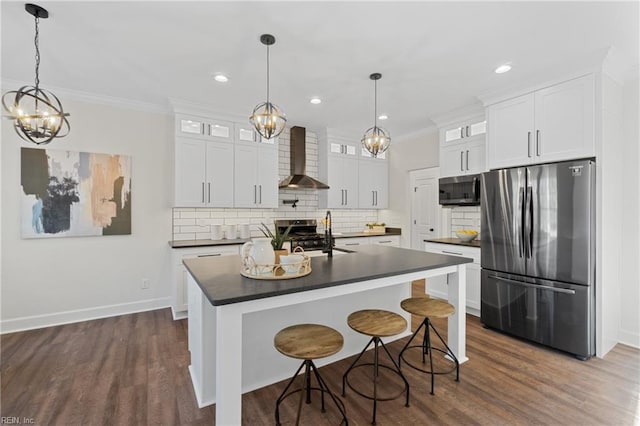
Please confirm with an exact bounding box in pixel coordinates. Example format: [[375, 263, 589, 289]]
[[455, 231, 478, 242]]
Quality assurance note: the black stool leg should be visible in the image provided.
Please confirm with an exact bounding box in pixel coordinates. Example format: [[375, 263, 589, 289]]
[[428, 319, 460, 382], [295, 361, 311, 425], [379, 338, 411, 408], [398, 317, 428, 368], [311, 361, 349, 425], [342, 337, 376, 396], [372, 338, 379, 424], [427, 319, 435, 395], [310, 362, 326, 412], [275, 360, 306, 425]]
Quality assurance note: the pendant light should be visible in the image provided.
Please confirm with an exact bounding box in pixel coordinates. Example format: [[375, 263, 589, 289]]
[[361, 73, 390, 158], [2, 4, 70, 145], [249, 34, 286, 140]]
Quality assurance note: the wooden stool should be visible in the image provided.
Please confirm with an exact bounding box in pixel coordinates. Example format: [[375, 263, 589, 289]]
[[342, 309, 410, 425], [398, 297, 459, 395], [274, 324, 348, 425]]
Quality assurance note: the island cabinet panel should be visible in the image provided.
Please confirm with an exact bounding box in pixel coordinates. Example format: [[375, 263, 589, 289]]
[[487, 74, 595, 169], [424, 242, 480, 315]]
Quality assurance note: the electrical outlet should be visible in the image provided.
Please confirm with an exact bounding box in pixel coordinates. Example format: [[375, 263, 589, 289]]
[[141, 278, 150, 289]]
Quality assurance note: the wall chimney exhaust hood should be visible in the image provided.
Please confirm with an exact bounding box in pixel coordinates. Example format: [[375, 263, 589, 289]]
[[279, 126, 329, 189]]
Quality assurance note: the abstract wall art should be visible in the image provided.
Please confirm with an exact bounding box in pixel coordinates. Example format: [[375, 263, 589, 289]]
[[21, 147, 132, 238]]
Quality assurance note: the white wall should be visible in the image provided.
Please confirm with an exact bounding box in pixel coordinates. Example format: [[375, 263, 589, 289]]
[[378, 129, 439, 248], [1, 99, 174, 333], [619, 71, 640, 347]]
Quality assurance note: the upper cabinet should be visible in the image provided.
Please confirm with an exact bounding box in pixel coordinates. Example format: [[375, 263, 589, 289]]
[[439, 117, 487, 178], [174, 114, 279, 208], [487, 74, 595, 169], [358, 159, 388, 208]]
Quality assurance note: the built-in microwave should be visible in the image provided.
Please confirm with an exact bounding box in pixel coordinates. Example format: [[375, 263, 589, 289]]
[[439, 174, 481, 206]]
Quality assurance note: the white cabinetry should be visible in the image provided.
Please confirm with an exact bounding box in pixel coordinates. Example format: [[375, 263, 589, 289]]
[[487, 74, 595, 169], [175, 137, 234, 207], [322, 156, 359, 209], [172, 245, 240, 319], [423, 242, 480, 316], [335, 235, 400, 248], [358, 159, 388, 208], [234, 143, 278, 208], [439, 118, 487, 178]]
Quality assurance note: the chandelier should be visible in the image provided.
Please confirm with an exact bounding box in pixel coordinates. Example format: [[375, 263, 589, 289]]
[[361, 73, 390, 158], [249, 34, 286, 140], [2, 3, 70, 145]]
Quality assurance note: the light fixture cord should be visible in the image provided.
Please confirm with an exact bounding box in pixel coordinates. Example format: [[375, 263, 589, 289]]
[[34, 14, 40, 90], [266, 43, 270, 103], [373, 78, 377, 128]]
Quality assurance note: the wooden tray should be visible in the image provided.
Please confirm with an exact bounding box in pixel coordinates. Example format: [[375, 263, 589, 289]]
[[240, 266, 312, 280], [240, 251, 311, 280]]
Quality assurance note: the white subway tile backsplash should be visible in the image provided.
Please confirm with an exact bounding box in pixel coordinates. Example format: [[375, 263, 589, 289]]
[[180, 211, 198, 219], [174, 218, 196, 226]]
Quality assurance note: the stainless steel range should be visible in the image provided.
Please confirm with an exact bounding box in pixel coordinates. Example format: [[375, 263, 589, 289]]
[[275, 219, 327, 252]]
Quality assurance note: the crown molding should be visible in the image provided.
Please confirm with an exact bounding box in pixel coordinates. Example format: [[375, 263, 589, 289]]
[[1, 79, 172, 115], [429, 103, 484, 129]]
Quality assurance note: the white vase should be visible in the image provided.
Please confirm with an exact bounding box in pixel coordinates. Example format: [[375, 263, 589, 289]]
[[241, 237, 275, 275]]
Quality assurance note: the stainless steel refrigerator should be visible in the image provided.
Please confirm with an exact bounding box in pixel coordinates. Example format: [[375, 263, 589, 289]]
[[480, 159, 595, 359]]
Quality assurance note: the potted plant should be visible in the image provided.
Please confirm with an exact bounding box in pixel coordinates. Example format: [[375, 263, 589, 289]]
[[259, 222, 293, 264]]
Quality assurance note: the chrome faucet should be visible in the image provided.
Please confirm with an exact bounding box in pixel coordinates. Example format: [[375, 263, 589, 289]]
[[323, 210, 333, 257]]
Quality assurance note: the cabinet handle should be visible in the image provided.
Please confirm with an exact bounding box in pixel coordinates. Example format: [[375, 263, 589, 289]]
[[466, 126, 470, 137], [208, 182, 211, 203], [375, 190, 378, 206], [345, 242, 360, 246], [345, 189, 348, 205], [460, 151, 464, 171], [198, 253, 221, 257], [536, 130, 541, 156], [254, 185, 257, 203], [259, 185, 262, 204], [466, 150, 470, 171], [442, 250, 463, 256], [378, 240, 392, 244], [527, 132, 532, 157], [202, 182, 205, 203]]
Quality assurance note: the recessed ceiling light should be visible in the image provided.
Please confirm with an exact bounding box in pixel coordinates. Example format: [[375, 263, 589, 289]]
[[310, 97, 322, 104], [378, 114, 388, 120], [213, 74, 229, 82], [495, 64, 512, 74]]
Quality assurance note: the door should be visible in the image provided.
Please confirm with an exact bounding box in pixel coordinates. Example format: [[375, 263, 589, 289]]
[[481, 270, 594, 358], [206, 140, 234, 207], [480, 167, 527, 276], [234, 144, 259, 207], [410, 168, 440, 249], [526, 160, 595, 285], [487, 93, 534, 169], [534, 74, 595, 163], [175, 138, 206, 206]]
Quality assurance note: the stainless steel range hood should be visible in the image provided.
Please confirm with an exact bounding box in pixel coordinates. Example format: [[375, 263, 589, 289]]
[[279, 126, 330, 189]]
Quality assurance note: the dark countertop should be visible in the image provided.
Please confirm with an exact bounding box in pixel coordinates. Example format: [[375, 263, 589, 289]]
[[169, 238, 249, 248], [169, 228, 401, 248], [424, 238, 481, 248], [183, 244, 471, 306]]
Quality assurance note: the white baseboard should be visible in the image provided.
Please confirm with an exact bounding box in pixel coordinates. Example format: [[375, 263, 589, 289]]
[[618, 328, 640, 349], [0, 297, 171, 334]]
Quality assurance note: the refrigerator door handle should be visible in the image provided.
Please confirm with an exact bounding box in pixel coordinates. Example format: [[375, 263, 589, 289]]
[[518, 187, 525, 258], [527, 186, 534, 257], [524, 186, 533, 258], [487, 275, 576, 294]]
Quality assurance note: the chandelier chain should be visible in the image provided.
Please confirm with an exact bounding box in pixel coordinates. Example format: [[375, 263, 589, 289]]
[[374, 79, 377, 127], [266, 43, 270, 103], [34, 15, 40, 90]]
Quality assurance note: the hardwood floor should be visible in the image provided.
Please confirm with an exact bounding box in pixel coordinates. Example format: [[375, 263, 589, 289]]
[[2, 308, 638, 425]]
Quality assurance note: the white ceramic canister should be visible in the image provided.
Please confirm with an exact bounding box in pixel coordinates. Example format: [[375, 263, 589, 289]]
[[210, 224, 223, 240], [225, 224, 238, 239], [241, 237, 275, 275], [239, 223, 251, 239]]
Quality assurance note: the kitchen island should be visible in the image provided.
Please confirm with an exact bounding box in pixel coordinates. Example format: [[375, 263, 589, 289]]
[[184, 245, 471, 425]]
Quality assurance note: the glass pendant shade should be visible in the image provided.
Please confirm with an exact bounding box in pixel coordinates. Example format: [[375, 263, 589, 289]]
[[250, 101, 286, 140], [361, 125, 391, 158], [250, 34, 286, 140], [2, 4, 70, 145], [361, 73, 390, 158]]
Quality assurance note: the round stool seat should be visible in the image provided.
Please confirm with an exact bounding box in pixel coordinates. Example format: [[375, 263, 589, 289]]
[[401, 297, 455, 318], [274, 324, 344, 360], [347, 309, 407, 337]]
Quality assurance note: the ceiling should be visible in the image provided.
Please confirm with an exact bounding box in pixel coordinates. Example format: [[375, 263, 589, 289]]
[[1, 1, 638, 138]]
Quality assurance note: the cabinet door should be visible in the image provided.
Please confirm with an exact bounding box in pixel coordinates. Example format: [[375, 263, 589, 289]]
[[465, 139, 487, 174], [342, 157, 359, 208], [257, 145, 278, 208], [205, 140, 234, 207], [534, 74, 595, 163], [358, 161, 376, 208], [325, 158, 345, 208], [488, 94, 535, 169], [206, 119, 234, 141], [440, 144, 465, 178], [373, 161, 389, 208], [234, 144, 259, 207], [175, 138, 207, 206]]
